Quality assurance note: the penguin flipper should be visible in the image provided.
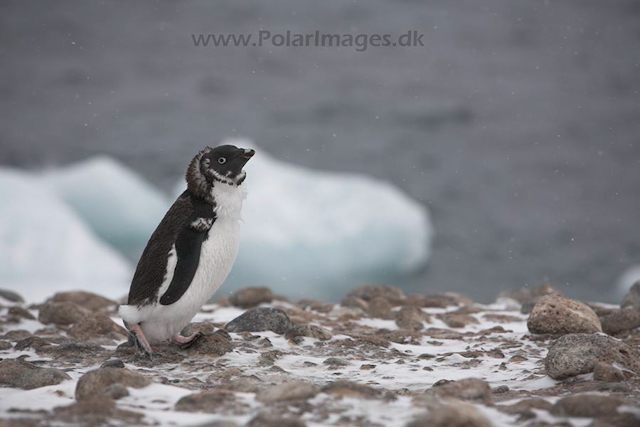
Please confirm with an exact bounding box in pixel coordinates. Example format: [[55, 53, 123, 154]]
[[159, 225, 208, 306]]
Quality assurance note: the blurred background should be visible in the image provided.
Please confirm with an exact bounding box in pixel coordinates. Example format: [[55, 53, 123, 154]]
[[1, 0, 639, 304]]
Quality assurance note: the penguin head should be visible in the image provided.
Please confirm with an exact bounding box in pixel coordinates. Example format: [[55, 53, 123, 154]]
[[186, 145, 255, 197]]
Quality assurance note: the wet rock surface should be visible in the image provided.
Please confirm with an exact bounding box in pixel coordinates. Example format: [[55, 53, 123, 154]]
[[1, 286, 640, 426]]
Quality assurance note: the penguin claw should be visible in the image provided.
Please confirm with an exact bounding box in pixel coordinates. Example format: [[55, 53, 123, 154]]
[[178, 332, 205, 349]]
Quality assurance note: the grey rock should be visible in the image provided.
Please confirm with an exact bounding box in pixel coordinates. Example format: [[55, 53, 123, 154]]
[[0, 359, 70, 390], [527, 295, 602, 334], [600, 308, 640, 335], [284, 324, 332, 341], [50, 291, 116, 311], [367, 296, 394, 319], [346, 284, 406, 306], [545, 333, 640, 379], [0, 288, 24, 303], [8, 306, 35, 320], [322, 380, 382, 399], [100, 359, 125, 369], [102, 383, 129, 400], [593, 362, 625, 382], [621, 281, 640, 311], [68, 312, 129, 340], [395, 306, 424, 330], [175, 389, 236, 412], [38, 301, 89, 325], [256, 381, 319, 403], [429, 378, 492, 404], [551, 393, 625, 417], [247, 413, 306, 427], [187, 330, 233, 356], [75, 367, 151, 401], [408, 403, 492, 427], [225, 307, 291, 334], [229, 287, 273, 308], [323, 357, 350, 367], [14, 336, 51, 351]]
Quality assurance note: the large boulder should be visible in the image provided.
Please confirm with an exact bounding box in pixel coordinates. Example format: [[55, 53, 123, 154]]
[[0, 359, 70, 390], [527, 295, 601, 335], [545, 333, 640, 379]]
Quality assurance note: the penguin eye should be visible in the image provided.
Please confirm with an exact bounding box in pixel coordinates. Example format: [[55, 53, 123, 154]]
[[217, 157, 226, 164]]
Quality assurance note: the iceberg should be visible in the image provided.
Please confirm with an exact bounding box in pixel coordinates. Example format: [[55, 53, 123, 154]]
[[44, 156, 169, 259], [0, 168, 132, 302], [175, 139, 433, 300], [617, 265, 640, 299]]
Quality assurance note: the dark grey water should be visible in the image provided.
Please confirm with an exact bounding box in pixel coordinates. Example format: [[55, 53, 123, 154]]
[[1, 1, 639, 303]]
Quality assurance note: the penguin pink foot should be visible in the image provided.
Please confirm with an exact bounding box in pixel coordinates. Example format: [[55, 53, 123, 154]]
[[128, 323, 154, 357], [172, 332, 205, 349]]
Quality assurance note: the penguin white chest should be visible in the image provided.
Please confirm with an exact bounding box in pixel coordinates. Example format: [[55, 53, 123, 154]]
[[138, 184, 246, 342]]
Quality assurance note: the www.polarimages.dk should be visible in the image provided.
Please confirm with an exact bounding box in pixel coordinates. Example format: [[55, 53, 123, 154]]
[[191, 30, 425, 52]]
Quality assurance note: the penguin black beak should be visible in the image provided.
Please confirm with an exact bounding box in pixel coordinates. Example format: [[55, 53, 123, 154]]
[[239, 149, 255, 160]]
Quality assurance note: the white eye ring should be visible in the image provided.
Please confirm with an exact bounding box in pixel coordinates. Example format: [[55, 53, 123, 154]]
[[218, 157, 226, 164]]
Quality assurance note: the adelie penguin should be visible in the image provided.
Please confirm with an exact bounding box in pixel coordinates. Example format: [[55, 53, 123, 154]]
[[119, 144, 255, 356]]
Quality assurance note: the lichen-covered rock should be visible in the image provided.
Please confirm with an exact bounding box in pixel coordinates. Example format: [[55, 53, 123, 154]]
[[0, 359, 70, 390], [225, 307, 291, 334], [551, 393, 625, 417], [621, 281, 640, 311], [68, 312, 128, 340], [229, 287, 273, 308], [75, 367, 151, 401], [408, 403, 492, 427], [256, 381, 319, 403], [428, 378, 492, 404], [593, 361, 625, 382], [346, 284, 406, 306], [600, 308, 640, 335], [545, 333, 640, 379], [395, 306, 424, 330], [50, 291, 116, 311], [527, 295, 601, 334], [38, 301, 89, 325]]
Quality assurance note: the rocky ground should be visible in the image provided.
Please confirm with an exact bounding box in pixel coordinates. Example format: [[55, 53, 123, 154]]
[[0, 283, 639, 427]]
